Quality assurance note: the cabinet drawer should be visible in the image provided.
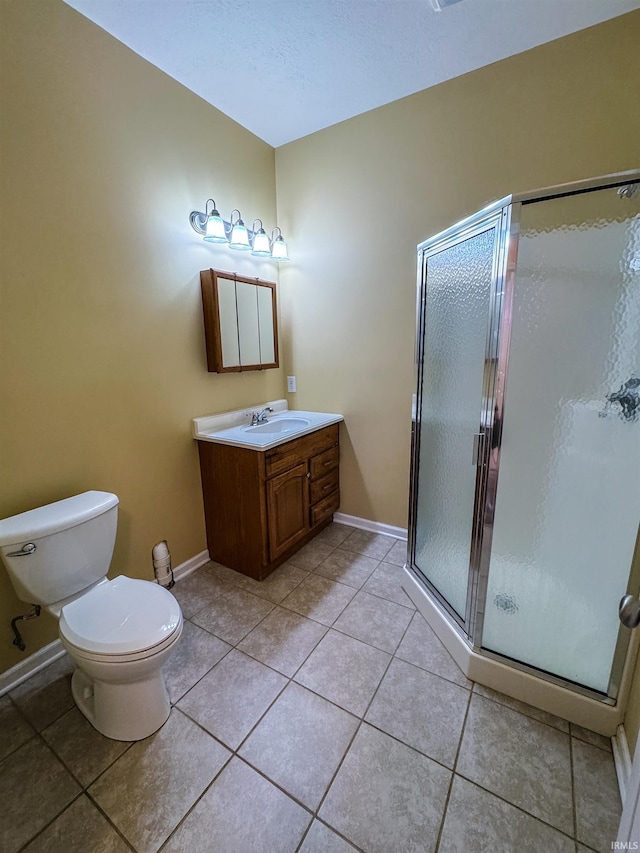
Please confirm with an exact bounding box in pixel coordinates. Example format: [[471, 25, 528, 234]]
[[310, 468, 339, 505], [265, 425, 338, 479], [309, 445, 339, 480], [310, 489, 340, 527]]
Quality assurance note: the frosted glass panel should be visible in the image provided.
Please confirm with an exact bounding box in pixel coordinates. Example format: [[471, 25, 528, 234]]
[[415, 226, 497, 619], [483, 186, 640, 692]]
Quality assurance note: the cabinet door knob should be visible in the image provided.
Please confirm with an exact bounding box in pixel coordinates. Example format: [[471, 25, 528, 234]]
[[306, 472, 311, 479]]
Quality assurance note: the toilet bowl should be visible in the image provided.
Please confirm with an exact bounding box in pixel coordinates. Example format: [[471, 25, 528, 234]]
[[59, 574, 183, 740], [0, 491, 184, 741]]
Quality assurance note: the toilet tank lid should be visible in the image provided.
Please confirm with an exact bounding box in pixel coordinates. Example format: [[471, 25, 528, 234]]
[[0, 491, 119, 547]]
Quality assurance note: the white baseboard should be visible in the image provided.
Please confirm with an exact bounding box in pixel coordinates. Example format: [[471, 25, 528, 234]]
[[0, 639, 65, 697], [333, 512, 407, 540], [613, 723, 634, 800], [171, 549, 210, 582], [0, 549, 211, 697]]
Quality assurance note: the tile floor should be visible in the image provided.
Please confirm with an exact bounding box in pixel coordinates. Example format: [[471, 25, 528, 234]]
[[0, 523, 622, 853]]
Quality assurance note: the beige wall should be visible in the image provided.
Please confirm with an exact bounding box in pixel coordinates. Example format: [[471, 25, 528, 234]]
[[0, 0, 284, 673], [275, 11, 640, 530]]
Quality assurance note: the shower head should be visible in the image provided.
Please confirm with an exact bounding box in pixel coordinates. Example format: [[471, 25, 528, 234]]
[[617, 184, 640, 199]]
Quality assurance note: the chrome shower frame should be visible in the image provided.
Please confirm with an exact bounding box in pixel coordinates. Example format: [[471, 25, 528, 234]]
[[407, 169, 640, 712]]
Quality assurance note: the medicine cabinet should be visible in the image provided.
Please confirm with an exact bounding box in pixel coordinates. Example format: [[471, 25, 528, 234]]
[[200, 269, 279, 373]]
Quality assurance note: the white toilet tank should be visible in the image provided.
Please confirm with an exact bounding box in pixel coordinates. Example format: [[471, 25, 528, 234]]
[[0, 491, 119, 608]]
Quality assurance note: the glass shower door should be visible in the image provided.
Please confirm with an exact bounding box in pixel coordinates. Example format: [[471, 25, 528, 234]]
[[482, 184, 640, 694], [412, 214, 504, 624]]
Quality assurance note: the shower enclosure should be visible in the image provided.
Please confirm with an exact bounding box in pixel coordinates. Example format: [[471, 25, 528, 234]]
[[406, 171, 640, 732]]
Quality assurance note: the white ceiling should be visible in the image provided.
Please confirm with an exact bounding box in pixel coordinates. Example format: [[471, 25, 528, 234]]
[[63, 0, 640, 147]]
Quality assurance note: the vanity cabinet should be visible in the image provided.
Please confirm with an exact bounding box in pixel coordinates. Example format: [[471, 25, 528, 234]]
[[197, 424, 340, 580]]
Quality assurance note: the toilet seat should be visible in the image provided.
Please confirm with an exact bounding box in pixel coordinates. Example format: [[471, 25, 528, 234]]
[[59, 575, 182, 658]]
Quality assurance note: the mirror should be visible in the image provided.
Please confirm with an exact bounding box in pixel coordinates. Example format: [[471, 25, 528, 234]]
[[200, 269, 279, 373]]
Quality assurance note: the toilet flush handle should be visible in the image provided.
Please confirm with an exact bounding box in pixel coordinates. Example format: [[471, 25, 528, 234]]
[[6, 542, 37, 557]]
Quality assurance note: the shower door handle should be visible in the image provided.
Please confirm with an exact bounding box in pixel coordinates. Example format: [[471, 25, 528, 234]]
[[619, 595, 640, 629], [472, 433, 485, 466]]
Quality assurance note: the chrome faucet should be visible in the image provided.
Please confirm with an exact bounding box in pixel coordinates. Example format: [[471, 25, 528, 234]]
[[251, 407, 273, 426]]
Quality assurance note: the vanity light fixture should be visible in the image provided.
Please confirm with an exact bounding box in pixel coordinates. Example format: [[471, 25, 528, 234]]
[[251, 220, 271, 257], [189, 199, 290, 261], [228, 210, 251, 251], [270, 227, 290, 262]]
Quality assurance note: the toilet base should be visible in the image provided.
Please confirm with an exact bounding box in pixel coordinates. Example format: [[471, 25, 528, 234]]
[[71, 666, 171, 741]]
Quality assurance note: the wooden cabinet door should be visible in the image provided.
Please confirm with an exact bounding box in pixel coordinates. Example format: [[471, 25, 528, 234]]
[[266, 463, 310, 560]]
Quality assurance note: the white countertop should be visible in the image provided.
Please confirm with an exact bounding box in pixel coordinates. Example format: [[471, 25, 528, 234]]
[[192, 399, 343, 451]]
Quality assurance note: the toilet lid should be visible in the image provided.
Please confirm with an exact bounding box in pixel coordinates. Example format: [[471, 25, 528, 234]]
[[59, 575, 182, 656]]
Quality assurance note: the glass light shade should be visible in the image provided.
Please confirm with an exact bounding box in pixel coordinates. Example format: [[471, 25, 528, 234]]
[[271, 235, 290, 262], [204, 212, 227, 243], [251, 229, 271, 257], [229, 221, 251, 251]]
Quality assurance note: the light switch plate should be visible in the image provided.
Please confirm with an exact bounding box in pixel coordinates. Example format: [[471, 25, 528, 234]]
[[287, 376, 297, 393]]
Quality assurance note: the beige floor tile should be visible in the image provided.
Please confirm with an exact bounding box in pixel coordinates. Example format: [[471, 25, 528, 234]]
[[0, 737, 80, 853], [42, 706, 131, 787], [439, 775, 574, 853], [23, 795, 129, 853], [170, 567, 229, 619], [573, 737, 621, 852], [237, 606, 327, 676], [191, 584, 274, 644], [9, 654, 75, 731], [366, 658, 469, 767], [222, 560, 310, 603], [473, 683, 570, 732], [312, 522, 352, 547], [285, 539, 335, 571], [177, 649, 287, 749], [299, 820, 358, 852], [341, 529, 394, 560], [571, 722, 612, 752], [281, 573, 356, 626], [395, 611, 470, 688], [314, 548, 379, 589], [457, 694, 573, 834], [89, 708, 229, 853], [0, 694, 35, 761], [163, 757, 311, 853], [382, 538, 408, 567], [362, 561, 416, 608], [162, 619, 230, 703], [295, 629, 390, 716], [240, 682, 358, 809], [319, 723, 450, 853], [333, 589, 413, 653]]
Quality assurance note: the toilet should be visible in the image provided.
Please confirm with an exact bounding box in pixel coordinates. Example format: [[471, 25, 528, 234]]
[[0, 491, 183, 741]]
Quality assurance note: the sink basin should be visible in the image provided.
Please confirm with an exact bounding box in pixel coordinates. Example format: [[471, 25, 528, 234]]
[[245, 417, 311, 435]]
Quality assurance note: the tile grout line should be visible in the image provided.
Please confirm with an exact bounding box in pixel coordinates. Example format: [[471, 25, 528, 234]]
[[431, 685, 582, 847], [570, 729, 579, 845], [433, 684, 473, 853], [472, 688, 570, 734], [295, 597, 418, 849], [152, 530, 361, 850]]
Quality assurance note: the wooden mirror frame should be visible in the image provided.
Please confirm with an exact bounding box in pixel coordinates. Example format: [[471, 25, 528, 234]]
[[200, 269, 279, 373]]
